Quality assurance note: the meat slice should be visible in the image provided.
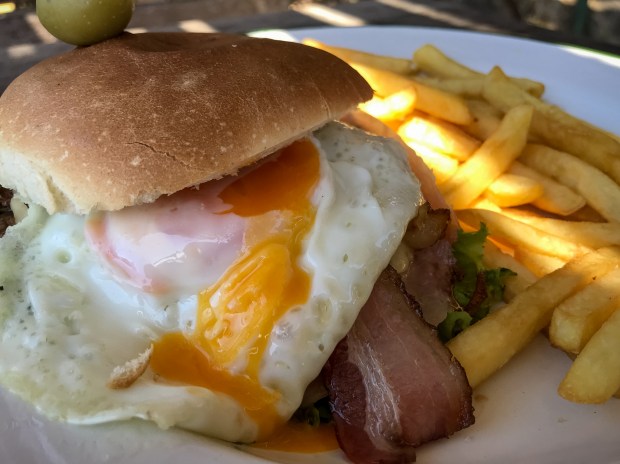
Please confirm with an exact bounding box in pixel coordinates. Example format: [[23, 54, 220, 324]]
[[0, 186, 12, 210], [0, 186, 14, 238], [402, 239, 456, 326], [401, 203, 456, 325], [324, 267, 474, 464]]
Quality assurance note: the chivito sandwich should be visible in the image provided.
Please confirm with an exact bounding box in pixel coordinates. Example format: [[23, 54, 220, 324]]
[[0, 32, 473, 462]]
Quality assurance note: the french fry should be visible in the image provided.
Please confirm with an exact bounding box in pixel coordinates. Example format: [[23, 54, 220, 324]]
[[549, 268, 620, 354], [447, 247, 620, 388], [358, 96, 391, 121], [413, 44, 478, 79], [397, 113, 480, 161], [403, 141, 458, 184], [441, 105, 533, 209], [482, 67, 620, 184], [359, 88, 417, 126], [482, 242, 537, 300], [413, 75, 484, 98], [382, 88, 418, 120], [468, 197, 502, 212], [484, 173, 544, 207], [349, 63, 473, 125], [501, 210, 620, 248], [558, 306, 620, 403], [508, 161, 586, 216], [302, 39, 416, 75], [349, 63, 413, 96], [514, 247, 566, 277], [520, 144, 620, 223], [531, 106, 620, 185], [457, 208, 592, 261], [413, 44, 545, 97], [462, 99, 502, 140]]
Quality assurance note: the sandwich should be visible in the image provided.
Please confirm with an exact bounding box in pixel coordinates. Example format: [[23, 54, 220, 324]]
[[0, 32, 473, 462]]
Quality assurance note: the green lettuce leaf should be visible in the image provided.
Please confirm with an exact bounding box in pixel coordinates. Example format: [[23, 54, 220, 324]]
[[438, 223, 516, 342], [438, 310, 472, 342], [452, 223, 488, 308]]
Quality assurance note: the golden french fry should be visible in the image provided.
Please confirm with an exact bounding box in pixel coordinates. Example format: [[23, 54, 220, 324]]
[[359, 88, 417, 125], [349, 63, 473, 125], [468, 197, 502, 212], [382, 88, 417, 120], [509, 78, 545, 99], [302, 39, 416, 75], [532, 107, 620, 185], [448, 247, 620, 388], [482, 241, 537, 300], [482, 67, 620, 184], [501, 210, 620, 248], [514, 247, 566, 277], [508, 161, 586, 216], [404, 141, 458, 185], [549, 268, 620, 355], [413, 44, 545, 97], [350, 63, 412, 96], [520, 143, 620, 223], [397, 113, 480, 161], [457, 208, 592, 261], [413, 44, 479, 79], [358, 96, 391, 120], [413, 75, 484, 98], [484, 173, 544, 207], [441, 105, 533, 209], [558, 306, 620, 403], [462, 99, 502, 140]]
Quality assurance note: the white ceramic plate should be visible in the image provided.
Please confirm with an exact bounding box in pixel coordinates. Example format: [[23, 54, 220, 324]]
[[2, 26, 620, 464]]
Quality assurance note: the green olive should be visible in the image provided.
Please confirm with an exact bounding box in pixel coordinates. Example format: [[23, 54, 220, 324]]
[[36, 0, 135, 46]]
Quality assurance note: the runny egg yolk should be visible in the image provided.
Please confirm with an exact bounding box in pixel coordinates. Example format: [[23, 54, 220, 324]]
[[150, 138, 320, 439], [251, 421, 340, 453]]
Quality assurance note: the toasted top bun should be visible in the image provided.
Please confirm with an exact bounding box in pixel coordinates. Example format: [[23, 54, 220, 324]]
[[0, 32, 371, 214]]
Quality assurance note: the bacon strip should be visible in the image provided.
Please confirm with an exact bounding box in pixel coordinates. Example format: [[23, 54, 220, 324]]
[[324, 267, 474, 464], [402, 239, 456, 326]]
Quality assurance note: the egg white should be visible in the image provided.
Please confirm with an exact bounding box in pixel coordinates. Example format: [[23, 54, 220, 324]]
[[0, 122, 421, 443]]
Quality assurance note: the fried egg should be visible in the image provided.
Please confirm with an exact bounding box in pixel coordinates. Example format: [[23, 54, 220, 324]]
[[0, 122, 421, 443]]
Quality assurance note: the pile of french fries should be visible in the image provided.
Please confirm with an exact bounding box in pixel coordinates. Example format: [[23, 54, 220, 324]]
[[304, 39, 620, 404]]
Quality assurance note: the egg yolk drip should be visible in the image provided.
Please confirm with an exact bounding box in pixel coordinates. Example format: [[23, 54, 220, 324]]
[[251, 422, 339, 453], [150, 138, 320, 439]]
